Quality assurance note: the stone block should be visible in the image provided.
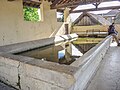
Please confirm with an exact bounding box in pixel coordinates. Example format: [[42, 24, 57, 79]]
[[0, 72, 18, 88], [0, 62, 18, 77], [23, 63, 75, 89], [21, 76, 64, 90], [0, 56, 19, 67]]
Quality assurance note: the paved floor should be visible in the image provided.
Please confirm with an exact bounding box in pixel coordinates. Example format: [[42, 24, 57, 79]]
[[0, 82, 16, 90], [87, 46, 120, 90]]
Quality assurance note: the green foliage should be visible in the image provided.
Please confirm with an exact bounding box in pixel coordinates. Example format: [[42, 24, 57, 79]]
[[23, 6, 39, 22]]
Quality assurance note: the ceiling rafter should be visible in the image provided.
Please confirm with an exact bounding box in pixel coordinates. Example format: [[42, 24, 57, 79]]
[[23, 0, 41, 8], [50, 0, 120, 9], [50, 0, 62, 7], [93, 2, 101, 9], [57, 9, 64, 12], [70, 5, 120, 13], [23, 0, 41, 3], [8, 0, 15, 1]]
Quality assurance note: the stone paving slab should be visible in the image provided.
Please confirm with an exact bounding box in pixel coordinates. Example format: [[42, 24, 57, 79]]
[[0, 82, 16, 90], [86, 46, 120, 90]]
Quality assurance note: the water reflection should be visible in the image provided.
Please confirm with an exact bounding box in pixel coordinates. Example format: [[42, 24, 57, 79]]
[[15, 38, 103, 65], [16, 42, 83, 65]]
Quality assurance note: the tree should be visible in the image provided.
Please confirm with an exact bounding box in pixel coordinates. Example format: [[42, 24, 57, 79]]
[[23, 6, 39, 22]]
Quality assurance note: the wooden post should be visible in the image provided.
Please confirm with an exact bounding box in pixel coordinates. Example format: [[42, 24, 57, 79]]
[[65, 24, 69, 34], [64, 8, 70, 22]]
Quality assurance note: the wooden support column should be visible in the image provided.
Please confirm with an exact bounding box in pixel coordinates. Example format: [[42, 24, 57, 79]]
[[64, 8, 70, 22], [64, 8, 70, 34], [65, 24, 69, 34]]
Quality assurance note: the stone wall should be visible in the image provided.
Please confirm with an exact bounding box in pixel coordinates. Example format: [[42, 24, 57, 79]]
[[0, 0, 63, 46]]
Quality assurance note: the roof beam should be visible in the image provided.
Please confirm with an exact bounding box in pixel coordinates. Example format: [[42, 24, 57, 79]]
[[93, 2, 101, 9], [23, 0, 41, 8], [51, 0, 120, 9], [51, 0, 62, 7], [57, 9, 64, 12], [23, 0, 41, 3], [70, 6, 120, 13], [8, 0, 15, 1]]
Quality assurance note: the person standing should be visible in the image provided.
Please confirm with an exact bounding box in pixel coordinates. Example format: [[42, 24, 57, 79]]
[[108, 23, 120, 46]]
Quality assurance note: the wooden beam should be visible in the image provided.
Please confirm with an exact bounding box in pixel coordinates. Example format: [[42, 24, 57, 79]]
[[8, 0, 15, 1], [23, 0, 41, 3], [51, 0, 120, 9], [23, 0, 41, 8], [57, 9, 64, 13], [50, 0, 62, 8], [70, 7, 77, 11], [70, 6, 120, 13], [93, 2, 101, 9]]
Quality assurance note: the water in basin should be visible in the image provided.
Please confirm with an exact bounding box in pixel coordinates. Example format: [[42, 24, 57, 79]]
[[15, 38, 103, 65]]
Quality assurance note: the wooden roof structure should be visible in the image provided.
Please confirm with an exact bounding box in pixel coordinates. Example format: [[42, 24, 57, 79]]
[[50, 0, 120, 9], [8, 0, 120, 10], [73, 12, 111, 26], [103, 9, 120, 17], [23, 0, 41, 8], [8, 0, 42, 8]]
